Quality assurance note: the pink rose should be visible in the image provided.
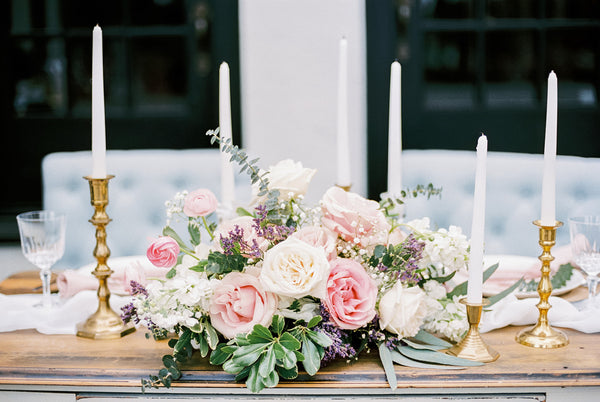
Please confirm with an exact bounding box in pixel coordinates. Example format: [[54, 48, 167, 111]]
[[292, 225, 338, 261], [210, 272, 278, 339], [146, 236, 180, 268], [324, 258, 377, 330], [321, 186, 391, 247], [183, 188, 218, 217]]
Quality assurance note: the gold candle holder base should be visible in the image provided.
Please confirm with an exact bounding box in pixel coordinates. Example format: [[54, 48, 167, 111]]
[[336, 183, 352, 192], [515, 220, 568, 349], [447, 299, 499, 363], [76, 175, 135, 340]]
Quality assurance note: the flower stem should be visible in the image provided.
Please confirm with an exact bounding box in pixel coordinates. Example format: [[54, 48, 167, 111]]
[[203, 216, 214, 241]]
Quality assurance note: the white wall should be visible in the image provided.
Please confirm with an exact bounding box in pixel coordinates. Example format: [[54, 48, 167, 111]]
[[238, 0, 367, 203]]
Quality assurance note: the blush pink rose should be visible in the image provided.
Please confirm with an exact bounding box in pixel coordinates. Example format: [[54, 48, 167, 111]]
[[146, 236, 180, 268], [321, 186, 391, 247], [209, 272, 278, 339], [324, 258, 377, 330], [292, 225, 338, 261], [183, 188, 219, 217]]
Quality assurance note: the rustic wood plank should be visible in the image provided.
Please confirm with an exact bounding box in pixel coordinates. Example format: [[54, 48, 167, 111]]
[[0, 326, 598, 391], [0, 270, 59, 295]]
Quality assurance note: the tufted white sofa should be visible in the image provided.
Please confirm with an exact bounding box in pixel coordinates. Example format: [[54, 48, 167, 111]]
[[42, 149, 600, 270], [401, 150, 600, 258], [42, 149, 252, 270]]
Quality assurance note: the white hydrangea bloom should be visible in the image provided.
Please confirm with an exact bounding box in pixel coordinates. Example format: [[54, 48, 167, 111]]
[[422, 295, 468, 343], [406, 218, 470, 276]]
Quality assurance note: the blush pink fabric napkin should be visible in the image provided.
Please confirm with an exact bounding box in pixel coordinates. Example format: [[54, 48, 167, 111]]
[[56, 257, 167, 298], [483, 244, 573, 290]]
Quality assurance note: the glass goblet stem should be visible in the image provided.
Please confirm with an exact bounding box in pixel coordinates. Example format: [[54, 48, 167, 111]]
[[586, 275, 599, 306], [40, 268, 52, 309]]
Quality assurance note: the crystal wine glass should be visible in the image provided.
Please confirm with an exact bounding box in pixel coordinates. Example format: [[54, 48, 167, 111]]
[[16, 211, 66, 309], [569, 216, 600, 310]]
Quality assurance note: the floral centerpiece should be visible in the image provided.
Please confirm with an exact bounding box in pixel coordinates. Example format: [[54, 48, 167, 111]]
[[122, 129, 518, 392]]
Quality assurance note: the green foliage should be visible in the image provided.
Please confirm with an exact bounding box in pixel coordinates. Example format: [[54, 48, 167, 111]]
[[204, 250, 247, 278], [447, 263, 500, 298], [142, 321, 220, 392], [210, 315, 331, 393], [521, 263, 574, 292], [367, 243, 425, 292], [162, 226, 194, 254], [380, 184, 442, 222]]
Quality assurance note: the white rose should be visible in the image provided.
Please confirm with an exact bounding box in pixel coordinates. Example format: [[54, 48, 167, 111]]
[[259, 237, 330, 298], [378, 283, 428, 338], [252, 159, 317, 203]]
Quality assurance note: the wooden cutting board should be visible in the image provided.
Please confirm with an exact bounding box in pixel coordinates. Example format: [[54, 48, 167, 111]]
[[0, 271, 59, 295]]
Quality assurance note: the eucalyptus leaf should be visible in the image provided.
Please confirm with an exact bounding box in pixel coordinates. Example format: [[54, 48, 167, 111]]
[[390, 350, 464, 370], [398, 346, 483, 367], [448, 263, 499, 298], [411, 329, 453, 348], [403, 338, 446, 351], [162, 226, 193, 254], [378, 343, 397, 390], [487, 278, 524, 307]]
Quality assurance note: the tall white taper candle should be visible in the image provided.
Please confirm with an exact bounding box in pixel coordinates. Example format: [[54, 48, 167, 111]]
[[336, 37, 351, 188], [467, 134, 488, 304], [91, 25, 107, 178], [387, 61, 402, 196], [219, 62, 235, 208], [540, 71, 558, 226]]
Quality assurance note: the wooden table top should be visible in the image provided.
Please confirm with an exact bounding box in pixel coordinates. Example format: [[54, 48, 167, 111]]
[[0, 273, 598, 392]]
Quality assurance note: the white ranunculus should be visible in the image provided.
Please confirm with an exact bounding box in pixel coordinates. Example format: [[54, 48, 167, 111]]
[[259, 237, 330, 299], [378, 283, 429, 338], [252, 159, 317, 203]]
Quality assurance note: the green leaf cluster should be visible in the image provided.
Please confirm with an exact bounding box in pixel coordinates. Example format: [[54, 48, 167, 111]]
[[142, 322, 219, 392], [521, 263, 574, 292], [378, 329, 483, 390], [210, 315, 332, 393]]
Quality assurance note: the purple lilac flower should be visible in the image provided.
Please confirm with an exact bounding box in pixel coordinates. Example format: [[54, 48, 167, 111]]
[[252, 204, 295, 245], [121, 280, 148, 324], [219, 225, 262, 259], [315, 304, 357, 365]]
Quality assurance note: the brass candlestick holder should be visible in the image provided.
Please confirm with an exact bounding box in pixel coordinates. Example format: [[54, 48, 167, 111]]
[[515, 220, 568, 348], [447, 299, 499, 362], [76, 175, 135, 339], [336, 184, 352, 192]]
